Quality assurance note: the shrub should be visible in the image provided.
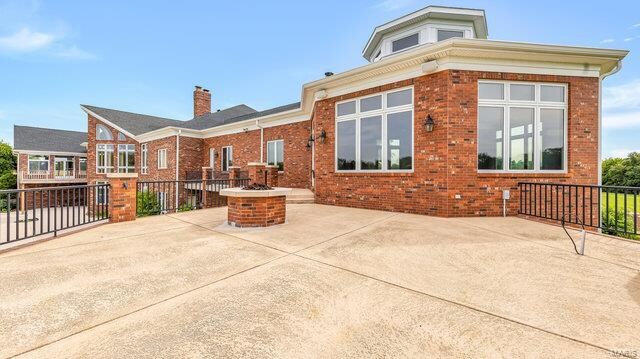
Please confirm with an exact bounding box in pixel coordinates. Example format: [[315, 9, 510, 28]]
[[136, 190, 161, 217]]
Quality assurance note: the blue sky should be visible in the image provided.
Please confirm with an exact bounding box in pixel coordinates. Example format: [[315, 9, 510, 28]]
[[0, 0, 639, 158]]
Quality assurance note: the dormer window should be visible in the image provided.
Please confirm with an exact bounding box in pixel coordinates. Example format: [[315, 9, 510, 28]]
[[437, 29, 464, 41], [391, 33, 419, 53]]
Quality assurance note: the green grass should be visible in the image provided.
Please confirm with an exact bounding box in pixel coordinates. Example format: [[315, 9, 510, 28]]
[[601, 192, 640, 213], [601, 192, 639, 240]]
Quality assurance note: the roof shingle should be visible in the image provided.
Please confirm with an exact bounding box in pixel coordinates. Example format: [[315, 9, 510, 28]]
[[14, 125, 87, 154]]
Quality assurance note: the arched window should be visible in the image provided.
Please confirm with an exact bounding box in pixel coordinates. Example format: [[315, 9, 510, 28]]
[[96, 124, 113, 140]]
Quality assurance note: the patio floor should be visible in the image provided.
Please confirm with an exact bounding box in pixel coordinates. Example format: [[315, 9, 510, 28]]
[[0, 204, 638, 358]]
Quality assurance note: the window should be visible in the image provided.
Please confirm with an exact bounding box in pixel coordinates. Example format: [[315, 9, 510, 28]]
[[267, 140, 284, 171], [118, 144, 135, 173], [96, 181, 108, 205], [141, 144, 148, 174], [28, 155, 49, 173], [96, 144, 114, 173], [437, 30, 464, 41], [478, 81, 567, 172], [96, 124, 113, 141], [221, 146, 232, 172], [54, 157, 74, 177], [79, 158, 87, 172], [336, 87, 413, 172], [392, 33, 419, 52], [157, 149, 167, 169], [117, 132, 126, 141]]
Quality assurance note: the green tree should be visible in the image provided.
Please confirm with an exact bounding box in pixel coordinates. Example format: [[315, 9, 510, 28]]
[[0, 141, 16, 174], [602, 152, 640, 187], [0, 141, 16, 190]]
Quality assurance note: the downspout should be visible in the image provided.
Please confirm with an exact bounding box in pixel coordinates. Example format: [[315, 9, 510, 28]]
[[598, 61, 623, 186], [255, 120, 264, 162], [597, 61, 622, 230]]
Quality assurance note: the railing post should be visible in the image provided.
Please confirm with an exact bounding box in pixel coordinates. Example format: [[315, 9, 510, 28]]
[[228, 166, 241, 187], [201, 167, 209, 208], [106, 173, 138, 223]]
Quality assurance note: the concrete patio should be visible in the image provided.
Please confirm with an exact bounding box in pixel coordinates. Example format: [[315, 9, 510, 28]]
[[0, 204, 638, 358]]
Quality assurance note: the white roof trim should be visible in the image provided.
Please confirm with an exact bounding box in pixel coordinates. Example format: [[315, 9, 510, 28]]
[[14, 150, 87, 157]]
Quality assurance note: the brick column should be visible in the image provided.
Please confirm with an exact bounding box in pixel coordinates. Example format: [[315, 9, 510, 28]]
[[200, 167, 210, 208], [265, 165, 279, 187], [228, 166, 241, 187], [107, 173, 138, 223], [247, 162, 267, 185]]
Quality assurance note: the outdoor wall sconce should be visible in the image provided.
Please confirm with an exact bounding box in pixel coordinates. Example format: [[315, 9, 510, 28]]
[[317, 129, 327, 143], [424, 115, 435, 132]]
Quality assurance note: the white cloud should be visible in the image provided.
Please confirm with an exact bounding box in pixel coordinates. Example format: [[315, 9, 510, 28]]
[[0, 27, 54, 52], [53, 45, 95, 60], [624, 37, 635, 42], [632, 23, 640, 28], [602, 111, 640, 129], [373, 0, 414, 11], [600, 38, 615, 44], [603, 80, 640, 111], [607, 149, 640, 158]]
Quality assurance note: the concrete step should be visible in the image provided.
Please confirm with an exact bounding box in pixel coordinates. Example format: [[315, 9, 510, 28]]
[[286, 188, 315, 204]]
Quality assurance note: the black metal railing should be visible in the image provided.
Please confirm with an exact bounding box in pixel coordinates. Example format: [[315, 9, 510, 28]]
[[136, 178, 250, 217], [518, 182, 640, 238], [0, 183, 110, 247]]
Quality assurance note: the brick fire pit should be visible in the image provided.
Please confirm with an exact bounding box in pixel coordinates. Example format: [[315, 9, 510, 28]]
[[220, 187, 292, 227]]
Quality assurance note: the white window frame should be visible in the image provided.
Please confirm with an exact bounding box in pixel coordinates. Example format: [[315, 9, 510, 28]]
[[221, 146, 233, 172], [96, 144, 114, 174], [157, 148, 167, 169], [267, 140, 284, 172], [96, 180, 108, 205], [335, 86, 414, 173], [477, 80, 568, 174], [96, 124, 113, 141], [141, 144, 148, 174], [117, 144, 135, 173], [28, 155, 49, 173]]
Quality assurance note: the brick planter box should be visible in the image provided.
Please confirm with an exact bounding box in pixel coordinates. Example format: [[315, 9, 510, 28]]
[[220, 188, 291, 227]]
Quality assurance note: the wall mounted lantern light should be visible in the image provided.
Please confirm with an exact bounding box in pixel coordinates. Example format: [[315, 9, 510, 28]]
[[306, 134, 314, 149], [424, 115, 435, 132], [318, 129, 327, 143]]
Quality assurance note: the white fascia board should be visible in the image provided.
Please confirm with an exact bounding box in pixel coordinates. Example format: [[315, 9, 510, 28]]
[[136, 127, 203, 143], [434, 57, 602, 77], [80, 105, 138, 141], [199, 109, 307, 137], [14, 150, 87, 157]]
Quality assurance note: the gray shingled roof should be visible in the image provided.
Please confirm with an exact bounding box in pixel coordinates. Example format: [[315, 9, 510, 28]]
[[82, 101, 301, 135], [14, 125, 87, 153], [82, 105, 186, 135], [181, 105, 257, 130]]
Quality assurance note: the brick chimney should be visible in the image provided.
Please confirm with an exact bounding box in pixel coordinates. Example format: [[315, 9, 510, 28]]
[[193, 86, 211, 117]]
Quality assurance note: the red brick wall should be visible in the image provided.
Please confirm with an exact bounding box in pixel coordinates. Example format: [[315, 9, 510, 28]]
[[263, 121, 312, 188], [202, 130, 261, 172], [87, 115, 140, 185], [178, 136, 204, 180], [200, 122, 312, 188], [313, 70, 599, 217], [227, 195, 286, 227]]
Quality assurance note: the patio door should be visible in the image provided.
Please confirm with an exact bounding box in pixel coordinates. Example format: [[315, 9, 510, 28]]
[[54, 157, 74, 177]]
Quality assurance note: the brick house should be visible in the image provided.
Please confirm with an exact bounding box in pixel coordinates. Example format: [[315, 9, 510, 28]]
[[66, 5, 626, 217]]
